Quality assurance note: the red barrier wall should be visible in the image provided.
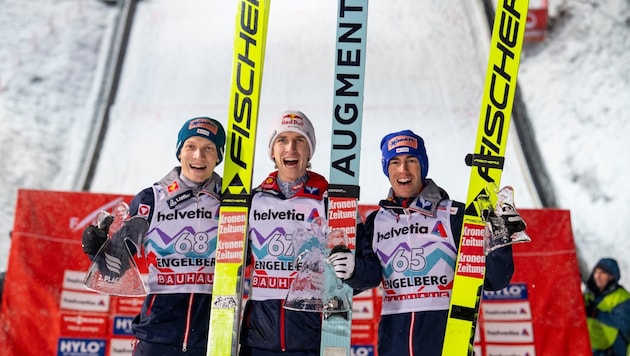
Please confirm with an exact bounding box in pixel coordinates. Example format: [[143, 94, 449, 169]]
[[0, 190, 141, 356]]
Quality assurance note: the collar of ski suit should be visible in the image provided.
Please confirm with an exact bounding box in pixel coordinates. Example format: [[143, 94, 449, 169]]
[[255, 170, 328, 200], [156, 166, 222, 209], [379, 179, 445, 217]]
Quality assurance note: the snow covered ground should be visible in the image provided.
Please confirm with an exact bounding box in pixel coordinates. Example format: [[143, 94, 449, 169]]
[[0, 0, 628, 283], [518, 0, 630, 278]]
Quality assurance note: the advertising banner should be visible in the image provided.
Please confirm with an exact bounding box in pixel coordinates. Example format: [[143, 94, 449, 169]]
[[475, 209, 591, 355]]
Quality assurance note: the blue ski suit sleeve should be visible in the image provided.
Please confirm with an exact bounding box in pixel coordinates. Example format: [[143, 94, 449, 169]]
[[344, 218, 382, 292], [484, 243, 514, 290], [122, 187, 155, 256], [129, 187, 155, 220]]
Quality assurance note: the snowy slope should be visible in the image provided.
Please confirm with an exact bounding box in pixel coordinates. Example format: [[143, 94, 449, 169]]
[[0, 0, 117, 264], [518, 0, 630, 278], [0, 0, 628, 283]]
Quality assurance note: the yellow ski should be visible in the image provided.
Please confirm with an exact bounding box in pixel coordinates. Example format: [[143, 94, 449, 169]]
[[207, 1, 270, 355], [442, 0, 529, 355]]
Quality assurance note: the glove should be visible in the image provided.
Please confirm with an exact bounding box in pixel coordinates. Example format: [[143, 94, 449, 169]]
[[485, 204, 527, 247], [81, 215, 114, 255], [499, 202, 527, 236], [327, 246, 355, 280], [585, 302, 598, 318]]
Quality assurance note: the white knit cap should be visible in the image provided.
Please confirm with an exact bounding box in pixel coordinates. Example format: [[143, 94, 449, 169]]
[[267, 110, 316, 161]]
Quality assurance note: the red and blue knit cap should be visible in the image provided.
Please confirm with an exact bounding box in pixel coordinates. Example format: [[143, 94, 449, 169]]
[[380, 129, 429, 181], [176, 117, 226, 163]]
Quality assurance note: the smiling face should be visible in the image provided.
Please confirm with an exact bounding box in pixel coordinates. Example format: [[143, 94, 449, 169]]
[[387, 154, 423, 198], [178, 136, 219, 183], [271, 131, 310, 182]]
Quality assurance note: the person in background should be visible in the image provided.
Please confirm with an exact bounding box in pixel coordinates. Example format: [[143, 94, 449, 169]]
[[344, 129, 515, 356], [584, 257, 630, 356], [238, 110, 380, 356], [81, 117, 226, 356]]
